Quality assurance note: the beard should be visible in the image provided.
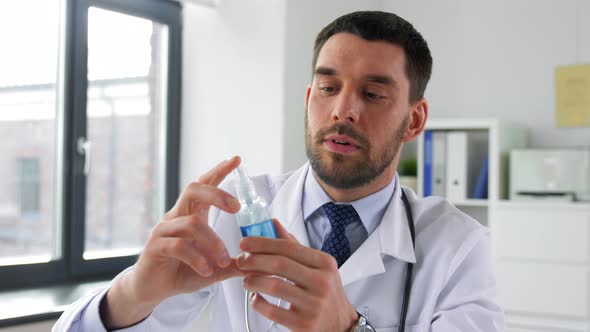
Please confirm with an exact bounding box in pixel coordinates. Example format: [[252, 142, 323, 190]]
[[304, 113, 408, 189]]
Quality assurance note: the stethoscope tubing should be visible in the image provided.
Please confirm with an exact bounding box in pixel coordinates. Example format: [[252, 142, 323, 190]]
[[399, 189, 416, 332]]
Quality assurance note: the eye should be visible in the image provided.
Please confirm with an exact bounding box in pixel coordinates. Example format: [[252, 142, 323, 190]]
[[365, 91, 385, 100], [318, 82, 338, 95]]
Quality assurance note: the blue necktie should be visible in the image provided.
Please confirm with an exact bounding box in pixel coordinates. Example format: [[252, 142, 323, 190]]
[[321, 202, 359, 268]]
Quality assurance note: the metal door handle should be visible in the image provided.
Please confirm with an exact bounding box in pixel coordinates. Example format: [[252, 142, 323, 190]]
[[77, 137, 92, 176]]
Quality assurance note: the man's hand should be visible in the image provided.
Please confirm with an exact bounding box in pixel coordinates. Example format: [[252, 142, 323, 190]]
[[101, 156, 244, 329], [237, 219, 358, 332]]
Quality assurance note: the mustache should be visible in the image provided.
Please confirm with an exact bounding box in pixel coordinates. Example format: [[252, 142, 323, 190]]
[[315, 123, 369, 149]]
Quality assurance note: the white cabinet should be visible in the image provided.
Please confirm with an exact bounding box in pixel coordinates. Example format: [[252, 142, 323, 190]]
[[494, 203, 590, 262], [494, 201, 590, 331]]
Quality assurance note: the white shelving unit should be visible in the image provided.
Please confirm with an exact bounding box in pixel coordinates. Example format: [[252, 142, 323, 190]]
[[415, 117, 527, 226], [410, 117, 590, 331]]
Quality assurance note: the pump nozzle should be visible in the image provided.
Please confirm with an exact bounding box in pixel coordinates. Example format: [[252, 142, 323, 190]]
[[233, 166, 257, 206]]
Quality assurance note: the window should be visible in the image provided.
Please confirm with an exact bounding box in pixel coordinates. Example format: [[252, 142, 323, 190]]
[[0, 0, 60, 268], [18, 158, 41, 216], [0, 0, 180, 290]]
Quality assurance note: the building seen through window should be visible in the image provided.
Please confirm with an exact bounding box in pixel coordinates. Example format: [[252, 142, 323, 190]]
[[0, 1, 168, 264]]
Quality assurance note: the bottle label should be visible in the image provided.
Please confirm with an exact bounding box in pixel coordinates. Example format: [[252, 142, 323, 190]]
[[240, 219, 277, 238]]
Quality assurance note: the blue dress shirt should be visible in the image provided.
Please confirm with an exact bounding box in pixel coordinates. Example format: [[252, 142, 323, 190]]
[[302, 169, 396, 254]]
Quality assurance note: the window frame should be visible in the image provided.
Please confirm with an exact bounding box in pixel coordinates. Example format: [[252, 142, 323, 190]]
[[0, 0, 181, 291]]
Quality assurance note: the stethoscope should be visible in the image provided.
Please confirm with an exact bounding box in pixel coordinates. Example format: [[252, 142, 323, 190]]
[[244, 189, 416, 332], [398, 188, 416, 332]]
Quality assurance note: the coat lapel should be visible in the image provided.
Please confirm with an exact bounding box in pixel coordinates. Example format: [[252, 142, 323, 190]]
[[340, 177, 417, 287], [268, 164, 310, 247], [263, 168, 417, 298]]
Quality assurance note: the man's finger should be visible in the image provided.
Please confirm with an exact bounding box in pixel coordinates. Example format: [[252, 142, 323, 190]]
[[209, 259, 246, 282], [198, 156, 241, 186], [151, 237, 213, 277], [154, 215, 232, 268], [240, 236, 330, 270], [243, 275, 310, 310], [249, 292, 299, 329], [272, 219, 297, 242], [165, 157, 240, 220], [174, 184, 241, 217], [237, 253, 321, 292]]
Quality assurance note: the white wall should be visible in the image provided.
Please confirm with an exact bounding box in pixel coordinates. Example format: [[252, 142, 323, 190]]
[[180, 0, 286, 185], [182, 0, 590, 185], [383, 0, 590, 148], [579, 1, 590, 61]]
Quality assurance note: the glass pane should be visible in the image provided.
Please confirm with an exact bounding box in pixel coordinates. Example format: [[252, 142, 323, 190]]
[[0, 1, 60, 265], [84, 7, 167, 259]]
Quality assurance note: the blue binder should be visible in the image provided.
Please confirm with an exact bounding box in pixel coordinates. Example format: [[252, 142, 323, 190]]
[[423, 131, 433, 197], [472, 157, 489, 199]]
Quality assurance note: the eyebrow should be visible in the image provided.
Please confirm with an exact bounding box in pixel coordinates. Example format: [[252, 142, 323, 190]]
[[314, 66, 337, 76], [366, 74, 399, 88], [314, 66, 399, 89]]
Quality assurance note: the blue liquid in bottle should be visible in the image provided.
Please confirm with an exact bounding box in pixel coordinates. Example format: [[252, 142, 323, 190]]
[[240, 219, 277, 238]]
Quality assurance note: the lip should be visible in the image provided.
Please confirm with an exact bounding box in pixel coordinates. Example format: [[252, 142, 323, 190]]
[[325, 134, 359, 146], [323, 134, 360, 154]]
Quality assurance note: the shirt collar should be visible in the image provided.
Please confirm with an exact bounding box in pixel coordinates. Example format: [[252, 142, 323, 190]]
[[302, 169, 397, 236], [267, 163, 416, 286]]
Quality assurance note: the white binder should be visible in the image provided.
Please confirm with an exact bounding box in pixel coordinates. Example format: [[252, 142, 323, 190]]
[[432, 131, 447, 196], [445, 131, 468, 201]]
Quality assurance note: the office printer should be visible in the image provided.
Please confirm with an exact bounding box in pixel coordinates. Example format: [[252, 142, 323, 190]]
[[510, 149, 590, 202]]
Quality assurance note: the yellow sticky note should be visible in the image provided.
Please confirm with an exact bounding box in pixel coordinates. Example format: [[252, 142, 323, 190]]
[[555, 64, 590, 127]]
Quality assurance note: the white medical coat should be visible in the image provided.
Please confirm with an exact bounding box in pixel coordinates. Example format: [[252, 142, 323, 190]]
[[53, 164, 505, 331]]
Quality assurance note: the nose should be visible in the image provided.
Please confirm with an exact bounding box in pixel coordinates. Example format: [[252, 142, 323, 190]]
[[331, 88, 361, 123]]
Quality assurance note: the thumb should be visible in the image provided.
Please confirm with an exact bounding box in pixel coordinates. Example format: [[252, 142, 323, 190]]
[[272, 218, 298, 242]]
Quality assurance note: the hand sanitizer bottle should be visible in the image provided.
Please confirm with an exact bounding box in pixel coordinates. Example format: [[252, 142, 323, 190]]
[[233, 166, 277, 238]]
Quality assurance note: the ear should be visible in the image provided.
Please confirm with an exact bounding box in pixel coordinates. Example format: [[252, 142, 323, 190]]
[[403, 98, 428, 143], [305, 84, 311, 109]]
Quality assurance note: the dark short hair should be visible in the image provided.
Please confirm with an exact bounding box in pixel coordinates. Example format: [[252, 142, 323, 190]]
[[313, 11, 432, 103]]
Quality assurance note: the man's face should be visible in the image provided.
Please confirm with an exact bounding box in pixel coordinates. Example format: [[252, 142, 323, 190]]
[[305, 33, 412, 189]]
